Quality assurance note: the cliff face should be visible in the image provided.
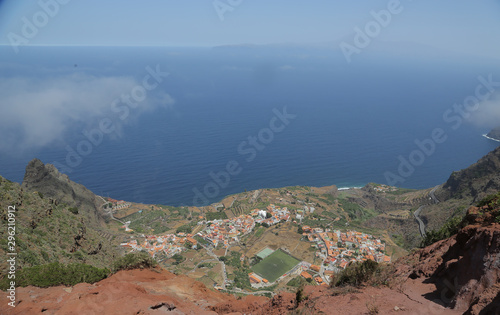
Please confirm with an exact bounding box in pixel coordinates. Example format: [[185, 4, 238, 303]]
[[0, 168, 120, 271], [487, 126, 500, 141], [21, 159, 103, 224], [405, 204, 500, 314], [436, 146, 500, 203]]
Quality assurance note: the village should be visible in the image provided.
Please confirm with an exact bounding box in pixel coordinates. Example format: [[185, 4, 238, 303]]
[[119, 204, 390, 290], [297, 226, 391, 285], [246, 227, 390, 289]]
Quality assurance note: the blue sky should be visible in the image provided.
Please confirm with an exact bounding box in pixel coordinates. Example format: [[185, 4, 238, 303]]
[[0, 0, 499, 58]]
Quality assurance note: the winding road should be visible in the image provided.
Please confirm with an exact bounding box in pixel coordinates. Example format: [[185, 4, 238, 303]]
[[429, 186, 440, 204], [414, 186, 440, 237], [414, 206, 426, 237]]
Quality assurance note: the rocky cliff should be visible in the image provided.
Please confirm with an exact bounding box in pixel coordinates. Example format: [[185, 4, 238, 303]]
[[401, 200, 500, 314], [21, 158, 104, 225], [436, 146, 500, 203], [487, 126, 500, 141], [0, 161, 121, 272]]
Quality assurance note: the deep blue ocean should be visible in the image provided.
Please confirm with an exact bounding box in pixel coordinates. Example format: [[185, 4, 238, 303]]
[[1, 46, 499, 206]]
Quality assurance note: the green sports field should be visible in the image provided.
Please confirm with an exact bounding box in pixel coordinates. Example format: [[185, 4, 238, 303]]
[[252, 249, 300, 282]]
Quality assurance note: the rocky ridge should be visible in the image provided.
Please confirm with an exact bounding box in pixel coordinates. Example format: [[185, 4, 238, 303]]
[[486, 126, 500, 142], [436, 146, 500, 203], [21, 158, 104, 225]]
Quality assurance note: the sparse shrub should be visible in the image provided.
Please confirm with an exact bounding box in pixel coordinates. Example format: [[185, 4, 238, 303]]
[[366, 301, 379, 314], [176, 223, 194, 234], [330, 260, 379, 288], [68, 207, 79, 215], [295, 286, 305, 307], [172, 253, 184, 265], [113, 252, 157, 272], [477, 192, 500, 207], [40, 250, 50, 262], [0, 262, 109, 289], [420, 215, 462, 247]]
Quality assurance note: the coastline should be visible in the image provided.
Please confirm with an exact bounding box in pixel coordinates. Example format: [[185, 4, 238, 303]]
[[337, 186, 363, 191], [482, 134, 500, 143]]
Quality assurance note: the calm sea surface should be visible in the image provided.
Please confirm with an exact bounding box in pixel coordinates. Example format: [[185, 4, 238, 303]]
[[1, 46, 498, 206]]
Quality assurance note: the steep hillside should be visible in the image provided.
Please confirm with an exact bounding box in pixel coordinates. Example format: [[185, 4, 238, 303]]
[[0, 161, 123, 274], [21, 159, 104, 225], [436, 146, 500, 203], [400, 194, 500, 314], [487, 126, 500, 141]]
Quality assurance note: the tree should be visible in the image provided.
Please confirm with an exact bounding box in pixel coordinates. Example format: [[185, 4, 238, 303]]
[[266, 212, 272, 219], [172, 254, 184, 265], [297, 226, 304, 234]]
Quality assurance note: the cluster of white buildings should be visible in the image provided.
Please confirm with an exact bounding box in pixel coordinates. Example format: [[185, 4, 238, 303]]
[[303, 227, 391, 276], [250, 204, 291, 226], [197, 215, 255, 248]]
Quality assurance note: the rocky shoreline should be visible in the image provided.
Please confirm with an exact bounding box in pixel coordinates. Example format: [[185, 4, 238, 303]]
[[485, 126, 500, 142]]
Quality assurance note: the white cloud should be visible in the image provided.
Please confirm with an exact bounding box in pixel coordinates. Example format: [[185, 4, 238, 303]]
[[467, 92, 500, 128], [0, 73, 174, 153]]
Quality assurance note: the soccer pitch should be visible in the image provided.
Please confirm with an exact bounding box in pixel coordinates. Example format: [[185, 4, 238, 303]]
[[252, 249, 300, 282]]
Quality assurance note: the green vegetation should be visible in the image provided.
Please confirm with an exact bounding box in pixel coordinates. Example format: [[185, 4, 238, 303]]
[[477, 191, 500, 208], [252, 249, 300, 282], [68, 207, 79, 215], [193, 235, 210, 246], [0, 177, 119, 271], [287, 276, 307, 287], [295, 286, 306, 306], [338, 198, 374, 221], [221, 251, 252, 290], [385, 188, 417, 195], [175, 222, 197, 234], [330, 260, 380, 287], [206, 211, 228, 221], [223, 251, 242, 268], [0, 262, 109, 290], [391, 233, 407, 248], [127, 209, 170, 234], [420, 215, 463, 247], [254, 226, 265, 238], [113, 252, 157, 272], [171, 253, 185, 265], [198, 262, 215, 269], [232, 267, 252, 290]]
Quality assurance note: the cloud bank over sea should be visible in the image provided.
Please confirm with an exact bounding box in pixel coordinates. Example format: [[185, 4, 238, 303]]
[[0, 72, 174, 155]]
